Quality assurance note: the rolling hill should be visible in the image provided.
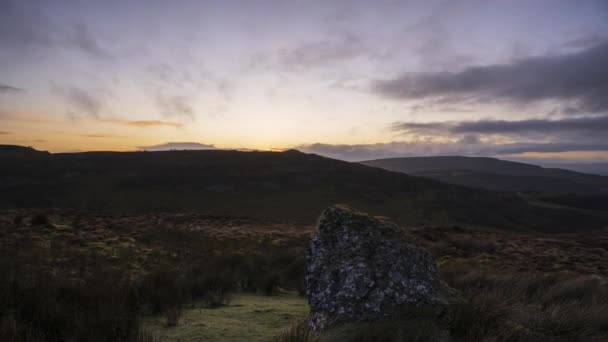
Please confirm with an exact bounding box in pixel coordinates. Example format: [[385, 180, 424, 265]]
[[1, 145, 606, 232], [360, 156, 608, 194]]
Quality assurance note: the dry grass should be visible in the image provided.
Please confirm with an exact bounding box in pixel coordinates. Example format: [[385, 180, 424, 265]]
[[411, 225, 608, 276], [0, 209, 312, 341], [1, 209, 607, 341], [273, 320, 318, 342]]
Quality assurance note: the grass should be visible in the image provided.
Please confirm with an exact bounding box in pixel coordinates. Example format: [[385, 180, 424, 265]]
[[0, 210, 312, 341], [1, 209, 607, 341], [143, 293, 309, 342]]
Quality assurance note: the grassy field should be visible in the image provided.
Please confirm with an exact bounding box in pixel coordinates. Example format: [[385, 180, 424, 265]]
[[1, 209, 607, 341], [144, 294, 308, 342]]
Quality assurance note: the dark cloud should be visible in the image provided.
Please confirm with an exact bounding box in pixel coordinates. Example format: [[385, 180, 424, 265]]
[[137, 142, 216, 152], [302, 115, 608, 162], [490, 141, 608, 155], [560, 33, 607, 50], [374, 40, 608, 113], [0, 1, 111, 60], [0, 1, 53, 49], [0, 131, 10, 135], [52, 85, 103, 118], [0, 83, 24, 94], [298, 140, 608, 162], [392, 115, 608, 138]]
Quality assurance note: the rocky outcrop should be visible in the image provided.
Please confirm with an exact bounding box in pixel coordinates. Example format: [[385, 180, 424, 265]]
[[305, 205, 446, 330]]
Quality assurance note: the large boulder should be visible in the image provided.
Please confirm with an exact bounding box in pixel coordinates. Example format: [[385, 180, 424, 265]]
[[305, 205, 446, 330]]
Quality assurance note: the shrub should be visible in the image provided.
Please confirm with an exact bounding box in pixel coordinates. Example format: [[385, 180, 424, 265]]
[[273, 320, 318, 342], [165, 305, 181, 327], [30, 213, 50, 226], [9, 269, 140, 342], [447, 288, 516, 341], [439, 263, 608, 341], [12, 214, 24, 226], [137, 329, 162, 342], [448, 236, 497, 254], [136, 267, 182, 314], [347, 320, 443, 342]]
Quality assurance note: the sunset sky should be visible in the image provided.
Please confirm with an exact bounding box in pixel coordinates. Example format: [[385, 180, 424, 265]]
[[1, 0, 607, 162]]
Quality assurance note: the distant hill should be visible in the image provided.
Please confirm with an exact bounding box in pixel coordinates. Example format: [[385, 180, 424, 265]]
[[360, 156, 608, 194], [540, 162, 608, 176], [0, 144, 50, 157], [0, 145, 606, 232]]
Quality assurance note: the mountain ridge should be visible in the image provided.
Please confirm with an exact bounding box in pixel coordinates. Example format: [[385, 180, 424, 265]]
[[360, 156, 608, 194], [1, 145, 607, 232]]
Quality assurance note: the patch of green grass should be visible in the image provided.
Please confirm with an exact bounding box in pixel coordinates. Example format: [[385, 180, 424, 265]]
[[143, 293, 309, 342]]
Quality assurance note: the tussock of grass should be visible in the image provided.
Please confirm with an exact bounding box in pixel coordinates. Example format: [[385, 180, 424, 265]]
[[321, 263, 608, 341], [144, 294, 308, 342], [0, 211, 311, 341], [441, 265, 608, 341], [1, 210, 607, 341], [273, 319, 318, 342]]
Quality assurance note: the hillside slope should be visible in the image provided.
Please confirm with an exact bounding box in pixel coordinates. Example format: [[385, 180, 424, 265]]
[[0, 145, 606, 232], [360, 156, 608, 194]]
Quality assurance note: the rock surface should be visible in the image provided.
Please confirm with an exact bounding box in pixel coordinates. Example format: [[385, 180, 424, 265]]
[[305, 205, 445, 330]]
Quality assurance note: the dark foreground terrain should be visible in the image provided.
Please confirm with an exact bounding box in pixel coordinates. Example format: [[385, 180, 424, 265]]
[[1, 209, 607, 341], [361, 156, 608, 194], [2, 145, 608, 232], [1, 146, 607, 341]]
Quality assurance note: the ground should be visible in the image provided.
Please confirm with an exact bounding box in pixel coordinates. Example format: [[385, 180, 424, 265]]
[[2, 209, 608, 341], [143, 293, 308, 342]]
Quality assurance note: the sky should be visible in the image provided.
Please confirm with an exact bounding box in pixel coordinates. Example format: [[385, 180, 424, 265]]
[[1, 0, 607, 163]]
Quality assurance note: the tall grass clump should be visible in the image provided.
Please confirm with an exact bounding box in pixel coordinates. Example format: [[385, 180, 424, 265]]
[[273, 320, 318, 342], [439, 261, 608, 341]]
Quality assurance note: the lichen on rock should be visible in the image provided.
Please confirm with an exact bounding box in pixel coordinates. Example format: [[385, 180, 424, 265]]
[[305, 205, 446, 330]]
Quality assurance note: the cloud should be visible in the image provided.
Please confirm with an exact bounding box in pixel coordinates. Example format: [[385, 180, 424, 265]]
[[297, 140, 608, 162], [0, 83, 24, 94], [0, 1, 54, 49], [560, 33, 607, 50], [63, 24, 112, 59], [126, 120, 183, 128], [80, 134, 122, 138], [0, 131, 10, 135], [398, 14, 477, 72], [374, 40, 608, 114], [0, 1, 111, 59], [144, 63, 233, 121], [137, 142, 217, 151], [0, 111, 56, 123], [392, 115, 608, 139], [278, 32, 363, 69], [156, 94, 195, 120], [52, 84, 103, 118], [385, 115, 608, 161], [82, 117, 183, 128]]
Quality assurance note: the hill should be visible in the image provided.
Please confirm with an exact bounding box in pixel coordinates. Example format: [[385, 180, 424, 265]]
[[0, 145, 606, 232], [360, 156, 608, 194], [541, 162, 608, 176]]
